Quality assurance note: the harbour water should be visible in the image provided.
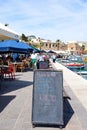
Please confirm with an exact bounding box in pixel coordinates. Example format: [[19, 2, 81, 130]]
[[69, 68, 87, 80], [64, 65, 87, 80], [81, 74, 87, 80], [57, 58, 87, 80]]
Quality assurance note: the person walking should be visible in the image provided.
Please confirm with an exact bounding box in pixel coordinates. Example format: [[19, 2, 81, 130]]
[[30, 52, 37, 69], [52, 53, 56, 63], [36, 52, 44, 69]]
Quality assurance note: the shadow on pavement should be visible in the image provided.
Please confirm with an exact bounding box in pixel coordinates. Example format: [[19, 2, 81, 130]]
[[63, 99, 74, 127], [0, 95, 16, 112], [0, 79, 33, 95], [31, 99, 74, 129]]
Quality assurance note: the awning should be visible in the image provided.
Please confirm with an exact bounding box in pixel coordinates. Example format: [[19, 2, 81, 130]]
[[0, 23, 20, 40], [29, 45, 40, 53], [0, 40, 33, 53]]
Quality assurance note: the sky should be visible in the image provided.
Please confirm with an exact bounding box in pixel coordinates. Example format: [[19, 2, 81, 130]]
[[0, 0, 87, 43]]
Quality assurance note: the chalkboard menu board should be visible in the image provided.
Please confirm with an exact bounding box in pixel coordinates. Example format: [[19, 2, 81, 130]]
[[39, 61, 49, 69], [32, 69, 64, 127]]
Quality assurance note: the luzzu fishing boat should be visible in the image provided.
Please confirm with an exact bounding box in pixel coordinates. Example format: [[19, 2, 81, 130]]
[[66, 55, 85, 69], [66, 62, 85, 69]]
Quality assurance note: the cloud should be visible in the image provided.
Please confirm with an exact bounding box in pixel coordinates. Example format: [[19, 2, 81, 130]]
[[0, 0, 87, 42]]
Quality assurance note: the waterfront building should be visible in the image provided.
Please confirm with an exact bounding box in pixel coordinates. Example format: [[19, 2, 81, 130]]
[[0, 23, 20, 41], [26, 36, 87, 55]]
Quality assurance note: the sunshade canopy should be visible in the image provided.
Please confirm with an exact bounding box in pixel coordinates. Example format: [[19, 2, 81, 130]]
[[47, 50, 55, 53], [29, 45, 40, 53], [0, 40, 33, 53]]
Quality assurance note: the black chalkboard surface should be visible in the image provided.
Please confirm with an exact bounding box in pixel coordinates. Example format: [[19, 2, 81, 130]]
[[32, 69, 64, 127]]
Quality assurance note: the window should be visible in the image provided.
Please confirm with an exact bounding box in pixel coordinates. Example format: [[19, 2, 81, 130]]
[[46, 43, 48, 46], [71, 47, 73, 50]]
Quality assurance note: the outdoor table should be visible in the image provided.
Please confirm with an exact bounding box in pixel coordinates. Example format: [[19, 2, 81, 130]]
[[0, 65, 8, 72]]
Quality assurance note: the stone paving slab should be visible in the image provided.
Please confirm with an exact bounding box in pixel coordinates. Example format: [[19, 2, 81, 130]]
[[0, 69, 87, 130]]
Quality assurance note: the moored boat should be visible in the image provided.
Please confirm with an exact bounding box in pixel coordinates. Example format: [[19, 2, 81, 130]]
[[77, 70, 87, 75], [66, 62, 85, 69]]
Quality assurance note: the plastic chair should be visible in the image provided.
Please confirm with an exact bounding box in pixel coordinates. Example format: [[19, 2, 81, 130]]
[[0, 67, 4, 80], [3, 64, 15, 79], [16, 62, 25, 72]]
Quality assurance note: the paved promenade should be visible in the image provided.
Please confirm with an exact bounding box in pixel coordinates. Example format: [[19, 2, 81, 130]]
[[0, 61, 87, 130]]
